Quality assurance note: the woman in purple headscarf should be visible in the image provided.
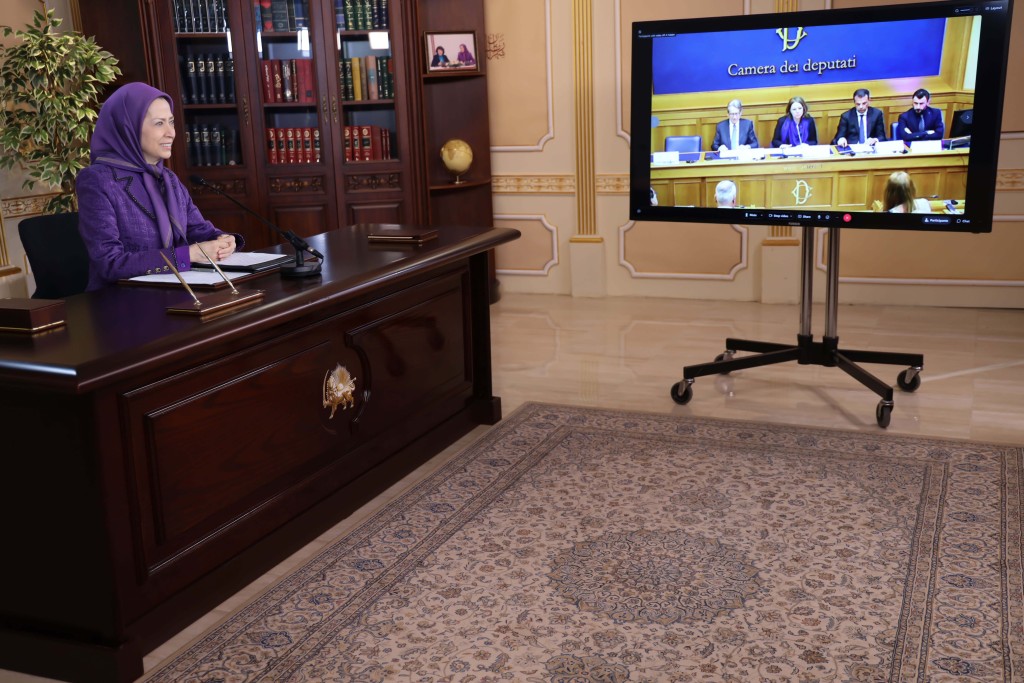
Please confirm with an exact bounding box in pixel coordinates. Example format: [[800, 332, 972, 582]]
[[76, 82, 240, 290], [770, 96, 818, 149]]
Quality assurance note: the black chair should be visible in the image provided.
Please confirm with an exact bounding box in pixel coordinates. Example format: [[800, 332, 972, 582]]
[[664, 135, 702, 153], [18, 212, 90, 299]]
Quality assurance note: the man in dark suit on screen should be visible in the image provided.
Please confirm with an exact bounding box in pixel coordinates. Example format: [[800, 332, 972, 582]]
[[833, 88, 887, 147], [897, 88, 944, 142], [712, 99, 759, 152]]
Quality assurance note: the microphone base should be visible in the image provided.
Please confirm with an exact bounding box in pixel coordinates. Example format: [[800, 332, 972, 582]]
[[280, 262, 322, 278]]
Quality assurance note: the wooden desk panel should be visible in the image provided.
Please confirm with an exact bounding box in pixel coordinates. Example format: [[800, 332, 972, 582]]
[[0, 224, 519, 683], [650, 149, 968, 210]]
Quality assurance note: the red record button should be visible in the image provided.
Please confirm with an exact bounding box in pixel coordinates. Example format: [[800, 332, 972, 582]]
[[843, 213, 852, 223]]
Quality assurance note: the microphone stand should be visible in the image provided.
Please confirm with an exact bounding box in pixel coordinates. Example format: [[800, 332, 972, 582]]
[[189, 175, 322, 278]]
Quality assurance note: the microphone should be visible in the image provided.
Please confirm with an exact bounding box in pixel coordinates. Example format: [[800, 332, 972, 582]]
[[189, 175, 323, 278]]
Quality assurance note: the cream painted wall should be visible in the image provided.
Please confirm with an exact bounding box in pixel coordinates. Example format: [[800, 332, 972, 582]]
[[486, 0, 1024, 307]]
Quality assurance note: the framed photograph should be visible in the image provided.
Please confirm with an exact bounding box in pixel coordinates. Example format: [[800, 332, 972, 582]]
[[425, 31, 479, 73]]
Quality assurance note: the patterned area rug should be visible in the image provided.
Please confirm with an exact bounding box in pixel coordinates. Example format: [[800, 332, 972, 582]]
[[146, 403, 1023, 682]]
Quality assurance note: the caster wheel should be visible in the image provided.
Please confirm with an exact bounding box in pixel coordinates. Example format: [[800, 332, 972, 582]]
[[897, 368, 921, 392], [876, 401, 893, 428], [670, 381, 693, 405]]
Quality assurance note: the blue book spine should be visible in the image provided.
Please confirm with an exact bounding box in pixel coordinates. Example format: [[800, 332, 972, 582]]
[[292, 0, 306, 30], [334, 0, 344, 28]]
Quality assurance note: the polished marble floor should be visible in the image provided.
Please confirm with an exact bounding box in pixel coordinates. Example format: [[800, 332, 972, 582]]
[[3, 294, 1022, 682]]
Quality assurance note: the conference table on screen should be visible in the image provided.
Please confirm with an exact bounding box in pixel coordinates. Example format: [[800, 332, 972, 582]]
[[650, 142, 968, 212]]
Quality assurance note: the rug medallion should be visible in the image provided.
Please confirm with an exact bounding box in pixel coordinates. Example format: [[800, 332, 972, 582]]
[[146, 403, 1023, 682]]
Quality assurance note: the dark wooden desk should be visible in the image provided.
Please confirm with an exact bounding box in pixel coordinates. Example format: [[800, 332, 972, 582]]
[[0, 224, 519, 682]]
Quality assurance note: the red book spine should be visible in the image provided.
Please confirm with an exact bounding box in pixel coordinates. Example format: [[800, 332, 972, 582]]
[[286, 127, 298, 163], [271, 60, 283, 103], [302, 127, 312, 163], [276, 128, 287, 163], [350, 125, 362, 160], [360, 124, 373, 161], [343, 125, 351, 162], [261, 60, 274, 102], [267, 127, 278, 164], [374, 125, 385, 161], [298, 59, 315, 103]]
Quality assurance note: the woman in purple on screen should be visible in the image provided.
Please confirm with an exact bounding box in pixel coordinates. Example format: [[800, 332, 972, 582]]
[[456, 43, 475, 66], [770, 96, 818, 148], [76, 82, 241, 290]]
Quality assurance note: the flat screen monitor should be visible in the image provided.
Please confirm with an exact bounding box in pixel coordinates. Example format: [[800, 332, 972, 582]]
[[629, 0, 1014, 232]]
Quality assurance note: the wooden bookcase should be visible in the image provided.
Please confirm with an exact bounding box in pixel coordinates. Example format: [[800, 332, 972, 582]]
[[413, 0, 497, 296], [75, 0, 494, 267]]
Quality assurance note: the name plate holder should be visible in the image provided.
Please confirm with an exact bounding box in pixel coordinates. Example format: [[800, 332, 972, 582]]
[[167, 289, 265, 319], [160, 249, 263, 319]]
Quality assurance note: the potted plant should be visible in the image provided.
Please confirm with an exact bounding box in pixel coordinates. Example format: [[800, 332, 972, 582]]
[[0, 6, 120, 213]]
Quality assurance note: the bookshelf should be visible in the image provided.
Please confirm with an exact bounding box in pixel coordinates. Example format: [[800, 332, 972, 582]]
[[75, 0, 494, 269], [414, 0, 496, 297]]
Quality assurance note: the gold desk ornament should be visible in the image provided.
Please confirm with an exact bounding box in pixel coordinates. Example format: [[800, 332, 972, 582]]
[[323, 363, 357, 419]]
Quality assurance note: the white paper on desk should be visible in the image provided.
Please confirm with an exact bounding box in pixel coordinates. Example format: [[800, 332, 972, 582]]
[[875, 140, 906, 155], [651, 151, 680, 165], [801, 145, 832, 158], [193, 251, 289, 268], [847, 143, 875, 154], [910, 140, 943, 154], [720, 148, 765, 160], [128, 270, 250, 285]]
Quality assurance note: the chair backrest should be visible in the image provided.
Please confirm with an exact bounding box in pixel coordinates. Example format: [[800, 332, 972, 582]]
[[891, 121, 900, 141], [664, 135, 702, 153], [17, 212, 90, 299]]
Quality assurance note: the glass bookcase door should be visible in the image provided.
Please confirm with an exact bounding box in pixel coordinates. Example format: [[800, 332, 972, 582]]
[[171, 0, 245, 169], [252, 0, 322, 166], [335, 1, 397, 163]]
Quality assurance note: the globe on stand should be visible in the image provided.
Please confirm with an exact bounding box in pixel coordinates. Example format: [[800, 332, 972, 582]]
[[440, 138, 473, 184]]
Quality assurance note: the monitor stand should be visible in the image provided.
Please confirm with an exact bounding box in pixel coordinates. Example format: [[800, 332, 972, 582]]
[[670, 225, 923, 428]]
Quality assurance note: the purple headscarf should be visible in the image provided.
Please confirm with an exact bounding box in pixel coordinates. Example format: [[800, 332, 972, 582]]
[[90, 82, 183, 248]]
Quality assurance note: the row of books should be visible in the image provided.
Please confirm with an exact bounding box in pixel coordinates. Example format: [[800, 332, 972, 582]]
[[254, 0, 308, 33], [173, 0, 228, 33], [186, 125, 241, 167], [343, 124, 393, 162], [266, 127, 323, 164], [182, 54, 236, 105], [334, 0, 389, 30], [260, 59, 316, 104], [338, 55, 394, 102]]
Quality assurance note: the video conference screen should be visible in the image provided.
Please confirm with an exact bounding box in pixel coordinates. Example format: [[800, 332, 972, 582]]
[[628, 0, 1013, 232]]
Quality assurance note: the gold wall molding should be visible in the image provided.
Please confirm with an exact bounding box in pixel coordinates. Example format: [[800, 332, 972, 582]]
[[573, 0, 598, 237], [493, 174, 576, 194], [597, 174, 630, 194], [997, 169, 1024, 190], [1, 194, 59, 220]]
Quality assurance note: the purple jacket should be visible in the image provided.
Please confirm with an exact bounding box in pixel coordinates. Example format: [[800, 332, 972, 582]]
[[77, 164, 240, 290]]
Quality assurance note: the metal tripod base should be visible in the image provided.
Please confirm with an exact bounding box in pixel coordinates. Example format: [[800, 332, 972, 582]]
[[670, 226, 923, 428]]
